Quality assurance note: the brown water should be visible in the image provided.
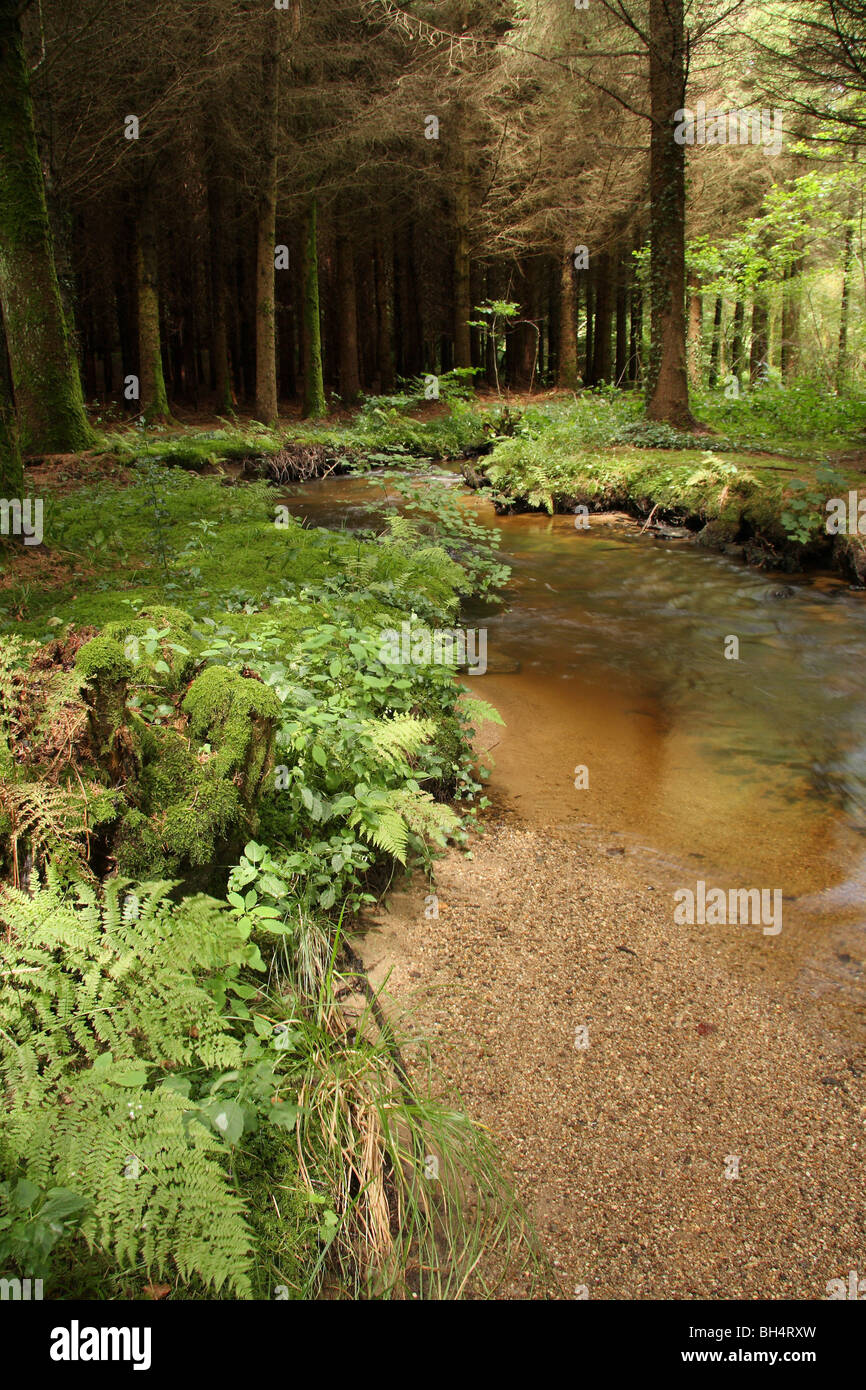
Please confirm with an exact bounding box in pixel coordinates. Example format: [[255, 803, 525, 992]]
[[281, 470, 866, 1020]]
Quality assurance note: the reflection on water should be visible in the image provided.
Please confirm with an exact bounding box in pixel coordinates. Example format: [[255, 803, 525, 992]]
[[281, 471, 866, 1016]]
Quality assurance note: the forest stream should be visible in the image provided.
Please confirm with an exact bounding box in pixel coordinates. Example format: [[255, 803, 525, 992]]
[[283, 467, 866, 1031], [277, 467, 866, 1299]]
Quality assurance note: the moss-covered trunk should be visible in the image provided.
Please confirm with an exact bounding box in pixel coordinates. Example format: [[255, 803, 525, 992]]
[[645, 0, 695, 427], [557, 238, 580, 391], [135, 186, 170, 423], [302, 199, 326, 418], [254, 9, 279, 424], [0, 0, 93, 454], [837, 208, 854, 393], [707, 295, 722, 388], [749, 288, 769, 385], [0, 312, 23, 499]]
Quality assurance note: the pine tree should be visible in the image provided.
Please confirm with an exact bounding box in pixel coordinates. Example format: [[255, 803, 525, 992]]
[[0, 0, 93, 454]]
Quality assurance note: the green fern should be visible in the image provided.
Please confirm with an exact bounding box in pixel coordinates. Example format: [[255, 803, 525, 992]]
[[0, 872, 254, 1295], [0, 780, 104, 886], [361, 713, 436, 765]]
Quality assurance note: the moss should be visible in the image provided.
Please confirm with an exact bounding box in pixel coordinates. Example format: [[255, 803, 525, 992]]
[[137, 730, 197, 807], [103, 605, 200, 690], [160, 781, 242, 867], [74, 637, 136, 777], [183, 666, 280, 800], [118, 731, 243, 878], [81, 784, 120, 827], [75, 636, 133, 685], [0, 4, 94, 454], [116, 808, 167, 878]]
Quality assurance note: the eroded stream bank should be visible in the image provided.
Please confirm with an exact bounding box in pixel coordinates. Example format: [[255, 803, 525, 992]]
[[283, 470, 866, 1298]]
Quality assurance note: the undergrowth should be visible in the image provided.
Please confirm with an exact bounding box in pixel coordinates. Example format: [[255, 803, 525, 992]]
[[0, 455, 540, 1300]]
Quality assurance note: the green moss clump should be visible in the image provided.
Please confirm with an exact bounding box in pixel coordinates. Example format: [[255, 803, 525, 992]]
[[74, 637, 136, 775], [117, 729, 244, 878], [115, 669, 278, 880], [115, 808, 165, 879], [161, 783, 241, 867], [75, 636, 133, 685], [183, 667, 280, 802], [103, 605, 199, 691]]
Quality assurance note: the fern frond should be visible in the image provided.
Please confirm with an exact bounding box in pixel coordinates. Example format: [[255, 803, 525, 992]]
[[0, 873, 253, 1295]]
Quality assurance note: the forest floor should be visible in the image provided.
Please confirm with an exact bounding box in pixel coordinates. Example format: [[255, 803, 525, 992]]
[[49, 384, 865, 584], [355, 805, 866, 1300]]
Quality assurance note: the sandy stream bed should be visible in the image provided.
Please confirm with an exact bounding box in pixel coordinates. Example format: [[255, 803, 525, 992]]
[[353, 805, 865, 1300]]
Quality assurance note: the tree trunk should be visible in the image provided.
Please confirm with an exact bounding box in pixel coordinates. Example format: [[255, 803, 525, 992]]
[[0, 0, 93, 453], [277, 235, 296, 402], [584, 263, 595, 385], [731, 300, 745, 383], [395, 224, 423, 379], [780, 261, 801, 383], [687, 270, 702, 387], [592, 250, 612, 385], [375, 222, 395, 393], [205, 134, 233, 413], [0, 308, 23, 498], [646, 0, 694, 426], [484, 265, 500, 388], [254, 10, 279, 423], [628, 237, 643, 384], [707, 295, 722, 388], [453, 108, 472, 371], [302, 199, 326, 418], [749, 284, 769, 385], [837, 210, 854, 394], [337, 230, 361, 404], [135, 185, 170, 423], [615, 245, 628, 386], [557, 237, 580, 390]]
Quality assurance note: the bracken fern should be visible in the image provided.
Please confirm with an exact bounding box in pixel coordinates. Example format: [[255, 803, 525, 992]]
[[0, 871, 255, 1295]]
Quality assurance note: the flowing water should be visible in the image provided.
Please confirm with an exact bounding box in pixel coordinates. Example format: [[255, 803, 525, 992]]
[[280, 470, 866, 1026]]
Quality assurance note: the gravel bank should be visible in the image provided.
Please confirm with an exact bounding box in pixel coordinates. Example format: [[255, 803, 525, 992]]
[[356, 813, 865, 1300]]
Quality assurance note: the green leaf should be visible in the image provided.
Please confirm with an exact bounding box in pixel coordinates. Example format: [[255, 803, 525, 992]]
[[40, 1190, 89, 1225], [258, 874, 288, 898], [113, 1070, 148, 1087], [11, 1178, 39, 1211], [210, 1101, 245, 1145], [268, 1102, 299, 1131]]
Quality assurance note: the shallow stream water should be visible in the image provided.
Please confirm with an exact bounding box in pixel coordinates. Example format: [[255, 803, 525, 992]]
[[281, 470, 866, 1025]]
